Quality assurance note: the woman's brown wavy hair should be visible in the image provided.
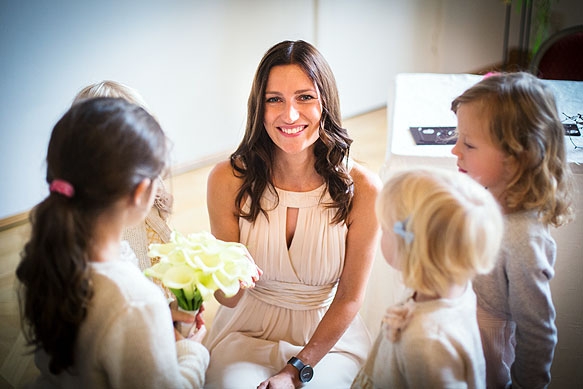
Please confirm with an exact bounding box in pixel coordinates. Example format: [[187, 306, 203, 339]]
[[16, 98, 168, 374], [231, 40, 353, 224]]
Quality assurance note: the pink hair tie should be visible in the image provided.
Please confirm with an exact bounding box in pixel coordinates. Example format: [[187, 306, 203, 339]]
[[483, 71, 500, 79], [50, 179, 75, 198]]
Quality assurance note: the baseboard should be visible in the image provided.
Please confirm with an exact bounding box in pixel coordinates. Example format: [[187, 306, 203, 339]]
[[169, 150, 231, 176], [0, 152, 232, 232], [0, 211, 29, 232]]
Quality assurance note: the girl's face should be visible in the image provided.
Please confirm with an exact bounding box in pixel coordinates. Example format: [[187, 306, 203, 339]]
[[451, 102, 513, 202], [263, 64, 322, 155], [380, 223, 401, 271]]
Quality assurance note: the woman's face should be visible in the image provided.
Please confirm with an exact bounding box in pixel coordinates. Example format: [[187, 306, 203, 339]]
[[263, 64, 322, 155]]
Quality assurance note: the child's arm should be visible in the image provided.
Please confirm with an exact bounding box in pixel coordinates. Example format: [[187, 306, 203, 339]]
[[100, 298, 209, 388], [506, 226, 557, 388]]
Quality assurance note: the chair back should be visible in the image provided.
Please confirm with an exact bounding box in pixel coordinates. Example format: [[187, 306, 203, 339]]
[[530, 25, 583, 81]]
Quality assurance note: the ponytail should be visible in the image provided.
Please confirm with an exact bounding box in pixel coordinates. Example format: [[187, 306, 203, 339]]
[[17, 194, 94, 374]]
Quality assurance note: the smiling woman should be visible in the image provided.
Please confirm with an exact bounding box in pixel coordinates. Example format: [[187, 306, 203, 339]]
[[202, 40, 382, 389], [263, 64, 322, 154]]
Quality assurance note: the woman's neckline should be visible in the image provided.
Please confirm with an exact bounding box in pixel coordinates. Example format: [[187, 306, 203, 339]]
[[274, 182, 326, 193]]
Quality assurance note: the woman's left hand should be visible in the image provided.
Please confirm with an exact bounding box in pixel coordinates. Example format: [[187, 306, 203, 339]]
[[257, 366, 298, 389]]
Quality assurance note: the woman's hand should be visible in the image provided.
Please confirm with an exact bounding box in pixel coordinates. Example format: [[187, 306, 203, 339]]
[[257, 365, 299, 389], [239, 246, 263, 289]]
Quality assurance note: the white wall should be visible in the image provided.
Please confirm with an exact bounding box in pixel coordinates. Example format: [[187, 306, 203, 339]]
[[550, 167, 583, 387], [1, 0, 581, 221], [318, 0, 508, 118], [0, 0, 316, 219]]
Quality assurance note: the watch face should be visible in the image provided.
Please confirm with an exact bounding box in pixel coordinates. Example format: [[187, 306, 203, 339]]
[[300, 365, 314, 382]]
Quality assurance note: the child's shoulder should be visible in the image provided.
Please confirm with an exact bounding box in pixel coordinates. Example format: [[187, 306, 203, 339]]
[[505, 210, 551, 240], [503, 211, 556, 269], [91, 258, 167, 309], [504, 210, 550, 234]]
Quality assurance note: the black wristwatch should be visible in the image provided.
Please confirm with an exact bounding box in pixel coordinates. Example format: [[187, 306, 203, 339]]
[[287, 356, 314, 383]]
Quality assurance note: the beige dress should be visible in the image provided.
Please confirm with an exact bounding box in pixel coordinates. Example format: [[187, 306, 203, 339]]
[[203, 184, 372, 388]]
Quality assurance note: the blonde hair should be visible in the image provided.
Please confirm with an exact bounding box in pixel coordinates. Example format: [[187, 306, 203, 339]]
[[451, 72, 573, 227], [377, 168, 503, 297], [73, 80, 149, 110], [73, 80, 172, 205]]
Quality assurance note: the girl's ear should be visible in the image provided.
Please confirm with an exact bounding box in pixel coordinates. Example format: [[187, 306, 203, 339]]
[[132, 178, 152, 206]]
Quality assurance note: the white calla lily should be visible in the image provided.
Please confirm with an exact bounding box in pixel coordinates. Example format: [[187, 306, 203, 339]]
[[162, 265, 198, 299], [144, 230, 261, 311]]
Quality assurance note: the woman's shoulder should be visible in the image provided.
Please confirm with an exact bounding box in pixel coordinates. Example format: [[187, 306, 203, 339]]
[[348, 160, 382, 194], [208, 159, 241, 188], [208, 159, 233, 179], [345, 161, 382, 226], [207, 159, 245, 219]]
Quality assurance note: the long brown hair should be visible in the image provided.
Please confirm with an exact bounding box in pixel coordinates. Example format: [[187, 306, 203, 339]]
[[16, 98, 168, 374], [231, 40, 353, 224]]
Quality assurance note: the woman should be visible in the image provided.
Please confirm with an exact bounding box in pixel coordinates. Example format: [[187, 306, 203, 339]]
[[203, 40, 381, 388]]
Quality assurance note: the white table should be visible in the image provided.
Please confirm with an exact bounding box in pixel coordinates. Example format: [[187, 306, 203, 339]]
[[381, 73, 583, 180]]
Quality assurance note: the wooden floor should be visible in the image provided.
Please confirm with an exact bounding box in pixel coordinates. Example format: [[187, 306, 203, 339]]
[[0, 107, 388, 388]]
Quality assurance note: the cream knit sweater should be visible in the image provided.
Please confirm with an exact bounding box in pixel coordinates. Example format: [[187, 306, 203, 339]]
[[31, 244, 209, 388]]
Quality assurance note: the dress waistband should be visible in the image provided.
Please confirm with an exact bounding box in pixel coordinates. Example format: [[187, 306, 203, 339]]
[[247, 279, 338, 311]]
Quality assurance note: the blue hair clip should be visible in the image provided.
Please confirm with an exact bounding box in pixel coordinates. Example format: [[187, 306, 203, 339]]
[[393, 217, 414, 244]]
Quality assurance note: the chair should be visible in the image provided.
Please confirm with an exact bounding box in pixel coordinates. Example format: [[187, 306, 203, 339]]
[[529, 24, 583, 81]]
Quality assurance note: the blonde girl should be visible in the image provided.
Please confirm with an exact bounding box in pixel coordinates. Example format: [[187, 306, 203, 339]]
[[73, 80, 173, 271], [451, 71, 574, 388], [352, 167, 503, 388]]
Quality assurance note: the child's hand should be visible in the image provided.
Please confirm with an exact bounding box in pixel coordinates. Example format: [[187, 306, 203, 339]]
[[188, 324, 207, 343], [195, 303, 205, 329], [172, 323, 207, 343], [169, 301, 206, 341]]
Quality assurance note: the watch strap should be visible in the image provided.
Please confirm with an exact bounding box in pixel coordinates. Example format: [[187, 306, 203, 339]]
[[287, 356, 305, 371]]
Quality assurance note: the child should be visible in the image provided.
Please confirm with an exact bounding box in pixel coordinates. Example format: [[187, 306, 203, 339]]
[[74, 80, 204, 334], [352, 167, 503, 388], [451, 71, 574, 388], [16, 98, 209, 387], [73, 80, 173, 271]]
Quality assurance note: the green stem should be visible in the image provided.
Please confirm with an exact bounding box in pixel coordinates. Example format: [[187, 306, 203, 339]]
[[170, 287, 204, 311]]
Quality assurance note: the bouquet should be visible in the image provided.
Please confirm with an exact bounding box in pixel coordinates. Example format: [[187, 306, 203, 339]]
[[144, 231, 261, 318]]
